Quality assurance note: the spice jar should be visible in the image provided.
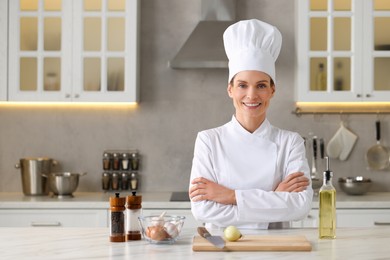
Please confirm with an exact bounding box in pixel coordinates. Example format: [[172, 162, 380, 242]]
[[102, 172, 110, 191], [121, 172, 129, 190], [130, 172, 139, 191], [126, 192, 142, 240], [121, 153, 130, 170], [103, 152, 111, 170], [130, 153, 139, 170], [109, 193, 126, 242], [111, 172, 120, 190], [112, 153, 120, 171]]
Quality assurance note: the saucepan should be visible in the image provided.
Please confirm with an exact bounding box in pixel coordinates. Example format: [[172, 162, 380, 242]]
[[366, 120, 390, 170], [43, 172, 87, 198]]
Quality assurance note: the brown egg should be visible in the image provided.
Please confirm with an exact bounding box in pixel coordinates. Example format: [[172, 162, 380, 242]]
[[148, 226, 169, 241]]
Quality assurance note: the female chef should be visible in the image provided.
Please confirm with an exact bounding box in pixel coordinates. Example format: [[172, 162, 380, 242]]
[[189, 19, 313, 229]]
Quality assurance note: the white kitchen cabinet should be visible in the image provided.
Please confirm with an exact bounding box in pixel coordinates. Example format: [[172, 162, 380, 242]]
[[336, 209, 390, 227], [291, 209, 319, 228], [291, 208, 390, 228], [0, 209, 108, 227], [0, 0, 7, 101], [7, 0, 139, 102], [296, 0, 390, 102], [142, 209, 203, 230]]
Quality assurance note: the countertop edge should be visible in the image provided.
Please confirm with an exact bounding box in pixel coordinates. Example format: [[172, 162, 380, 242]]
[[1, 192, 390, 209]]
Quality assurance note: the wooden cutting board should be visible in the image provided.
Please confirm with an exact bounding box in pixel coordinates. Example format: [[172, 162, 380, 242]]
[[192, 235, 312, 252]]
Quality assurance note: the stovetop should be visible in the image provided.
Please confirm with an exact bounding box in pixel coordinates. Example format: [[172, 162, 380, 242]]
[[170, 191, 190, 201]]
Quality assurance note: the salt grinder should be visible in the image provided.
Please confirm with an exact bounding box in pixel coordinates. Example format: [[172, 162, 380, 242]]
[[109, 193, 126, 242], [126, 192, 142, 240]]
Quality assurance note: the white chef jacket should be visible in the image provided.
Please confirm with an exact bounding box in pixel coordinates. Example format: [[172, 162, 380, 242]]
[[190, 116, 313, 229]]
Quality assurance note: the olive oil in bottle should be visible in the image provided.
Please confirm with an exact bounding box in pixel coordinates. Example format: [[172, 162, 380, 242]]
[[319, 157, 336, 239]]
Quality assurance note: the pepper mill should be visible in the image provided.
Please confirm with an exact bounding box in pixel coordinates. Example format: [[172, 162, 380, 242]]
[[109, 193, 126, 242], [126, 192, 142, 240]]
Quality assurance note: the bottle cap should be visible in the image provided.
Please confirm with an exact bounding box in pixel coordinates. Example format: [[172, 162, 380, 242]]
[[323, 157, 333, 181]]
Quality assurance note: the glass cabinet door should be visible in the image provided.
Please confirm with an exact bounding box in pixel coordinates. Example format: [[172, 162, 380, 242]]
[[369, 0, 390, 100], [9, 0, 72, 101], [72, 0, 139, 102], [297, 0, 390, 102], [0, 0, 7, 101], [8, 0, 139, 102], [297, 0, 359, 102]]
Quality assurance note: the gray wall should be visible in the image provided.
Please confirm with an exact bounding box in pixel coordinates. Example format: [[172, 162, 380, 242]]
[[1, 0, 390, 193]]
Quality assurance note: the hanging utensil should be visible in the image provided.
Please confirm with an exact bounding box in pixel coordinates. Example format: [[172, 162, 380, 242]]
[[311, 136, 322, 191], [366, 120, 390, 170], [311, 136, 318, 175], [320, 138, 325, 159]]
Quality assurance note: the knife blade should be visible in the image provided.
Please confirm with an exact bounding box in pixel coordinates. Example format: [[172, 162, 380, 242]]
[[197, 227, 225, 249]]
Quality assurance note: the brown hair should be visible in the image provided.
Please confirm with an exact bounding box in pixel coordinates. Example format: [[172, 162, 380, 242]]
[[229, 75, 275, 87]]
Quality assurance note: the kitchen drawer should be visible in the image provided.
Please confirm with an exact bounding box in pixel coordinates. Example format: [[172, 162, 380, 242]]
[[142, 209, 203, 229], [337, 209, 390, 227], [0, 209, 108, 227], [291, 209, 390, 228]]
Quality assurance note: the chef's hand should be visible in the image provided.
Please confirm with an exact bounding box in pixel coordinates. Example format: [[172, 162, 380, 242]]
[[189, 177, 236, 205], [274, 172, 309, 192]]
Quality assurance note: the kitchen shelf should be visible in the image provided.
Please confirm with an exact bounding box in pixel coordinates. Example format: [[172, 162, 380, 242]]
[[293, 102, 390, 116]]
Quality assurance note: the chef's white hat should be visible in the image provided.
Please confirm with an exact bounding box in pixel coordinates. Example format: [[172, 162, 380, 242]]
[[223, 19, 282, 83]]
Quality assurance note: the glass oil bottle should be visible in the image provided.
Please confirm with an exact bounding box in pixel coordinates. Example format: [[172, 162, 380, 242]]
[[319, 157, 336, 239]]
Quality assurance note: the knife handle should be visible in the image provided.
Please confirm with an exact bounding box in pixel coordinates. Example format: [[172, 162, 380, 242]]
[[197, 227, 211, 238], [312, 137, 317, 159], [320, 138, 324, 159]]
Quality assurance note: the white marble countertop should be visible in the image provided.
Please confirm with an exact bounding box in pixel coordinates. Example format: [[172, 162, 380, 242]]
[[0, 192, 191, 209], [1, 191, 390, 209], [1, 226, 390, 259]]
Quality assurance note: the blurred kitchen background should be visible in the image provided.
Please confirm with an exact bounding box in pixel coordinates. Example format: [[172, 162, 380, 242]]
[[1, 0, 390, 193]]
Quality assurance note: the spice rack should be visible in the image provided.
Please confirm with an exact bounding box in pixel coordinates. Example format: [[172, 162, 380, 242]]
[[102, 150, 140, 192]]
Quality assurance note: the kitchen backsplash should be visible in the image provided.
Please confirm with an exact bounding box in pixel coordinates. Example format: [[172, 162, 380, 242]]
[[1, 0, 390, 193]]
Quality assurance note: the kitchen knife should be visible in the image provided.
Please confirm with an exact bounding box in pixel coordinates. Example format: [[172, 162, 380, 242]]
[[197, 227, 225, 249]]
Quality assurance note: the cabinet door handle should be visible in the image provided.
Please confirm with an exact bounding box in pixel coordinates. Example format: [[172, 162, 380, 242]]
[[31, 221, 61, 227], [374, 221, 390, 226]]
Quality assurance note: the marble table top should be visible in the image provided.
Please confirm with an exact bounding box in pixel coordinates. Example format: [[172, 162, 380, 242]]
[[1, 226, 389, 259]]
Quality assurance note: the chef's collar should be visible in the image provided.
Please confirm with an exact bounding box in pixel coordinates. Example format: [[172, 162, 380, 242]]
[[231, 115, 271, 138]]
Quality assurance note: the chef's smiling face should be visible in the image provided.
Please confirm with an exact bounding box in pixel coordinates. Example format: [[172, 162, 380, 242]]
[[227, 70, 275, 124]]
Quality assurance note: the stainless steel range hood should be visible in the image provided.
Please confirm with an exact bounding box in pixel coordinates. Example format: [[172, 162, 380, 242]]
[[169, 0, 236, 69]]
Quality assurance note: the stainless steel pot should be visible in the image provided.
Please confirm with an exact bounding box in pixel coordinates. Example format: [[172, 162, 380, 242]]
[[15, 157, 58, 196], [338, 176, 372, 195], [44, 172, 87, 198]]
